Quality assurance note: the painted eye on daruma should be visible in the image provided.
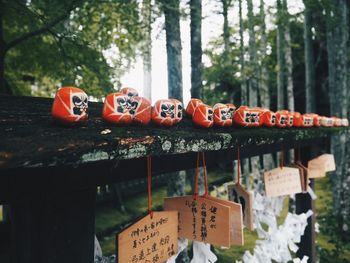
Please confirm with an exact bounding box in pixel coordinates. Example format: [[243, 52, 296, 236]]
[[161, 104, 168, 111], [117, 98, 126, 105], [73, 96, 82, 104]]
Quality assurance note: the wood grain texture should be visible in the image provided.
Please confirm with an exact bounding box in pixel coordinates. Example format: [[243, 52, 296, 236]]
[[164, 196, 231, 247], [0, 96, 348, 172], [117, 211, 178, 263]]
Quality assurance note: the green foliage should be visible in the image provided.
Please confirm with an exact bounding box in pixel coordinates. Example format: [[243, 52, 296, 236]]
[[203, 38, 241, 105], [316, 176, 350, 263], [3, 0, 144, 98]]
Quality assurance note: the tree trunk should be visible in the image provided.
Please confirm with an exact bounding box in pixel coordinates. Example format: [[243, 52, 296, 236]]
[[162, 0, 183, 101], [303, 0, 316, 113], [276, 0, 285, 110], [190, 0, 202, 99], [327, 0, 349, 240], [239, 0, 247, 105], [142, 0, 152, 102], [260, 0, 274, 170], [0, 0, 7, 95], [283, 0, 294, 112], [222, 0, 231, 66], [162, 1, 189, 261], [247, 0, 258, 107]]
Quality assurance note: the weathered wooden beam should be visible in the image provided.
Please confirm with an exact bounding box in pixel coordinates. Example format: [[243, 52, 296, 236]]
[[0, 96, 347, 172]]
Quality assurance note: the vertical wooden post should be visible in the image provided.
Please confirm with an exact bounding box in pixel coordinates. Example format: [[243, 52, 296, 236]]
[[10, 187, 96, 263], [295, 145, 318, 263]]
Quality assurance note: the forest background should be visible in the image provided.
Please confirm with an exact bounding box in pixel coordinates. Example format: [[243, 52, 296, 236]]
[[1, 0, 350, 262]]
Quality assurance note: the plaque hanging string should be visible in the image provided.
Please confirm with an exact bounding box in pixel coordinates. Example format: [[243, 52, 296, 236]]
[[280, 145, 285, 169], [147, 156, 153, 218], [236, 146, 241, 185]]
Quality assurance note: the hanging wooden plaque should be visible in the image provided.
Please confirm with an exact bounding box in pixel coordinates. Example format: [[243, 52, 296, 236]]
[[227, 183, 254, 232], [295, 161, 309, 192], [308, 158, 326, 178], [318, 154, 336, 172], [264, 167, 302, 197], [117, 211, 178, 263], [164, 196, 231, 247], [205, 195, 244, 245]]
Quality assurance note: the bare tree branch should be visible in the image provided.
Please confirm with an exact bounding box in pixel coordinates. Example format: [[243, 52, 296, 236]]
[[4, 0, 81, 53]]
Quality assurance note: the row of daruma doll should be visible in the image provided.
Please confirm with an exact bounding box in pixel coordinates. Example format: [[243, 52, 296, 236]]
[[51, 86, 349, 128], [186, 98, 349, 128]]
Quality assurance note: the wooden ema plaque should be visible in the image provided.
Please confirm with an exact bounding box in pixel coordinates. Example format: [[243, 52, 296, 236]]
[[264, 167, 302, 197], [295, 161, 309, 192], [117, 211, 178, 263], [227, 183, 254, 231], [205, 195, 244, 246], [164, 196, 231, 247], [308, 154, 335, 178]]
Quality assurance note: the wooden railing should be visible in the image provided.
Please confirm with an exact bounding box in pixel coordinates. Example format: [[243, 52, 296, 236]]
[[0, 96, 348, 263]]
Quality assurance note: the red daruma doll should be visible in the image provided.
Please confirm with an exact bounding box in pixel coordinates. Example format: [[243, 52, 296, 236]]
[[152, 99, 177, 126], [172, 99, 183, 124], [233, 106, 262, 127], [261, 109, 276, 127], [51, 86, 88, 124], [132, 96, 152, 125], [186, 98, 203, 117], [193, 104, 214, 128], [275, 110, 289, 128], [102, 92, 136, 125], [213, 103, 234, 127], [120, 87, 138, 97]]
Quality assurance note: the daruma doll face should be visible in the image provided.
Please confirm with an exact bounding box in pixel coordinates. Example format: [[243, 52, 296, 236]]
[[233, 106, 262, 127], [262, 110, 276, 127], [309, 114, 321, 126], [213, 103, 233, 127], [276, 111, 289, 128], [193, 104, 214, 128], [186, 98, 203, 117], [341, 118, 349, 127], [120, 87, 139, 97], [51, 86, 88, 124], [102, 92, 136, 124], [133, 96, 151, 126], [152, 99, 176, 126], [302, 114, 314, 127], [320, 116, 334, 127], [332, 117, 342, 127], [171, 99, 183, 124]]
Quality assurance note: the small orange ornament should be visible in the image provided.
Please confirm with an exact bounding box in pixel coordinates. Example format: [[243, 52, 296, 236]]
[[51, 86, 88, 124], [120, 87, 139, 97], [193, 104, 214, 128], [286, 111, 294, 127], [152, 99, 176, 126], [171, 99, 183, 124], [133, 96, 152, 125], [261, 109, 276, 127], [276, 110, 289, 128], [309, 113, 321, 127], [186, 98, 203, 117], [213, 103, 233, 127], [233, 106, 263, 127], [332, 117, 342, 127], [292, 112, 303, 127], [302, 114, 314, 127], [341, 118, 349, 127], [102, 92, 135, 125], [320, 116, 334, 127]]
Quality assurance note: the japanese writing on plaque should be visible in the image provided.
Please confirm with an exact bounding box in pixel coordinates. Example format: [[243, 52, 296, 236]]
[[164, 196, 231, 247], [264, 167, 302, 197], [117, 211, 178, 263]]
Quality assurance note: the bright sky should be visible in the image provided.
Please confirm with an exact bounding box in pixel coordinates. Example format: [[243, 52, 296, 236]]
[[117, 0, 304, 106]]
